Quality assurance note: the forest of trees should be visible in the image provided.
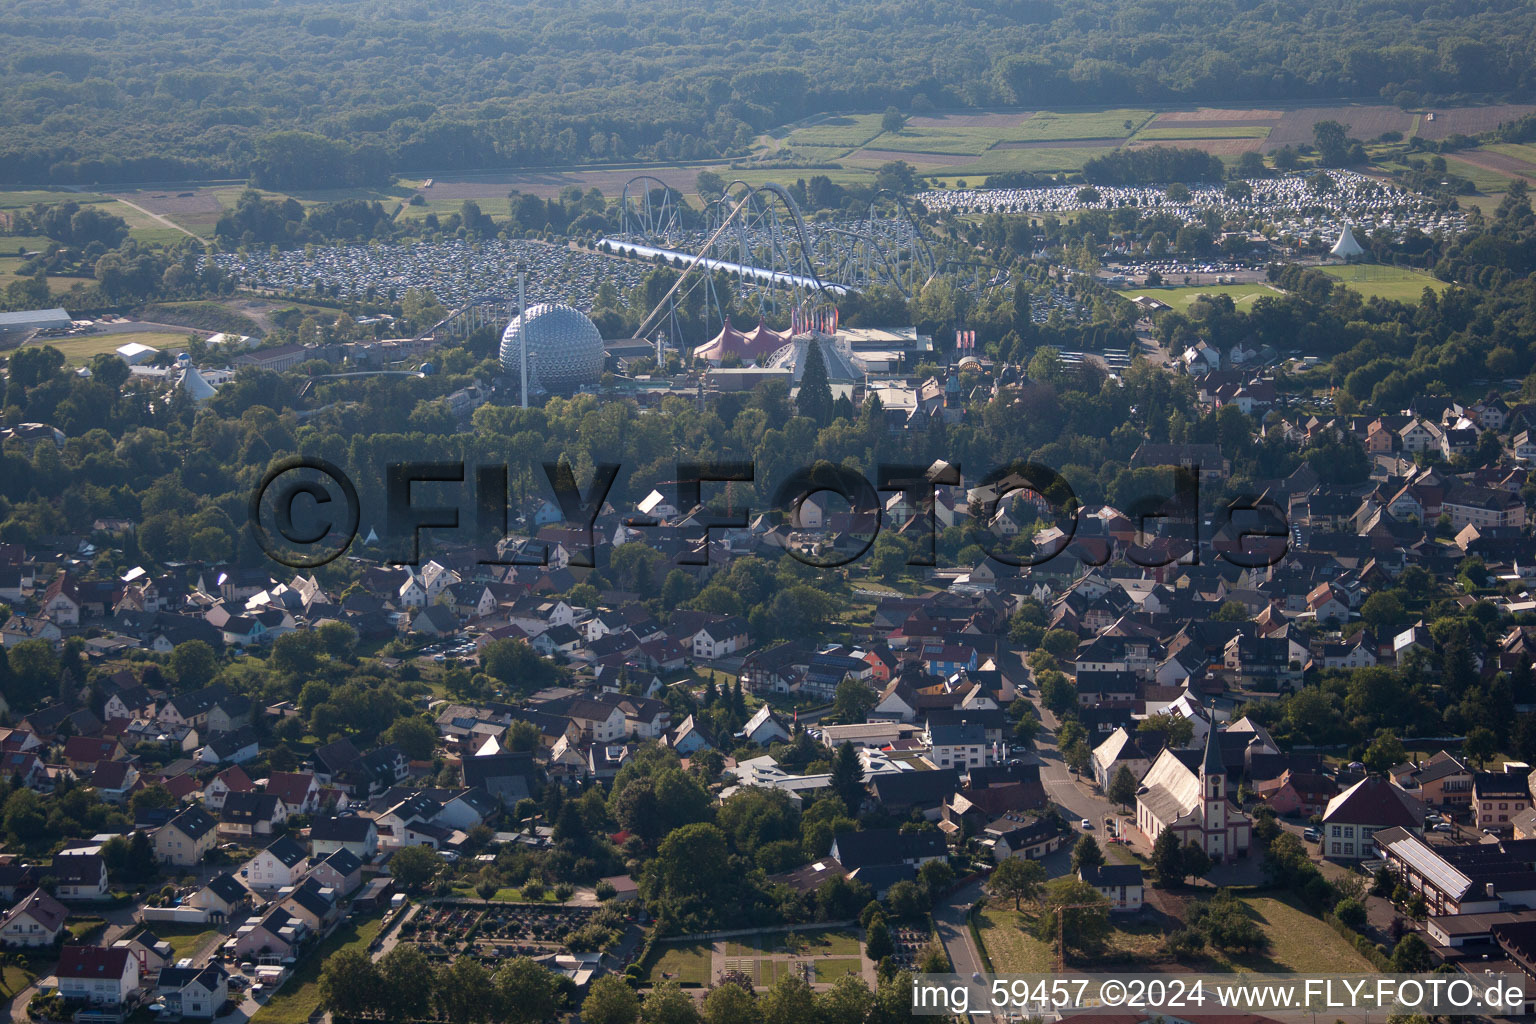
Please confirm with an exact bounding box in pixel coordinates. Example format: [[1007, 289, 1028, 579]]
[[3, 0, 1536, 185]]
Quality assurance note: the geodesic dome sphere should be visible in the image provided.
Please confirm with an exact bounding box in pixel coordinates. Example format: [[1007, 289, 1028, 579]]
[[498, 302, 604, 397]]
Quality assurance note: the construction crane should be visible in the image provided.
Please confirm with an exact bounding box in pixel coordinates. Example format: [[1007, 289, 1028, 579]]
[[1053, 902, 1105, 972]]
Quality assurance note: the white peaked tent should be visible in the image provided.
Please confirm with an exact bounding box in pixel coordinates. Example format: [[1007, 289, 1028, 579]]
[[1331, 223, 1365, 258], [178, 365, 218, 403]]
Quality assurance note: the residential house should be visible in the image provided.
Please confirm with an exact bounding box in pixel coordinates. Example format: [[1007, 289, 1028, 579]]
[[691, 616, 749, 659], [741, 705, 791, 746], [63, 736, 127, 774], [309, 816, 378, 861], [983, 813, 1068, 861], [828, 828, 946, 896], [157, 964, 229, 1019], [1320, 776, 1426, 860], [264, 771, 321, 816], [0, 888, 67, 946], [51, 853, 109, 900], [1475, 770, 1533, 833], [40, 573, 81, 626], [924, 722, 990, 771], [155, 805, 218, 866], [1079, 863, 1144, 912], [56, 946, 140, 1006], [308, 848, 362, 896], [188, 873, 250, 924], [1390, 751, 1473, 811], [198, 726, 260, 765], [230, 905, 308, 962], [278, 877, 340, 932], [90, 760, 141, 805], [202, 765, 257, 811], [1254, 770, 1337, 818], [219, 792, 288, 838], [1091, 727, 1154, 792]]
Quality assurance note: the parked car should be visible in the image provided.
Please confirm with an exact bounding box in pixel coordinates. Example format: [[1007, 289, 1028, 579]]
[[1080, 818, 1092, 829], [1432, 822, 1455, 833], [1302, 828, 1320, 842]]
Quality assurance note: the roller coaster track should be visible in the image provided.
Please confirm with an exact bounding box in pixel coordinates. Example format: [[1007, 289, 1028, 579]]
[[632, 182, 841, 344]]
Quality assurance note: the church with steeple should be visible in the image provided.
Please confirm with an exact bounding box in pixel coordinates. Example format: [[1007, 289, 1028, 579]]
[[1134, 716, 1252, 862]]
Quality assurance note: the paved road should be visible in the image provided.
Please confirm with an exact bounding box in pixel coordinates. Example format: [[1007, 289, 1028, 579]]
[[932, 880, 988, 980], [1031, 695, 1122, 835]]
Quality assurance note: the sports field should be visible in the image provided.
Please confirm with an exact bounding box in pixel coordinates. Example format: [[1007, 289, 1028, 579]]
[[1319, 263, 1447, 302], [1117, 283, 1280, 312], [29, 331, 196, 366]]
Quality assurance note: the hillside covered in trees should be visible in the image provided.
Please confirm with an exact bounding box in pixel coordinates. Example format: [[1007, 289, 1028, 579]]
[[2, 0, 1536, 185]]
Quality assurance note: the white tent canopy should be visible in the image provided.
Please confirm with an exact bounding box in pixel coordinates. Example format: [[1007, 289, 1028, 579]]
[[1331, 223, 1365, 257]]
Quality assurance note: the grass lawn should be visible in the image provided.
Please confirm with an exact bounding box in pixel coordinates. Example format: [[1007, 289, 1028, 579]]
[[30, 331, 200, 366], [67, 917, 108, 942], [813, 958, 863, 982], [647, 942, 712, 987], [1219, 896, 1373, 973], [1318, 263, 1447, 303], [753, 959, 789, 986], [726, 932, 785, 955], [448, 883, 559, 903], [972, 905, 1056, 973], [1116, 283, 1278, 312], [252, 912, 385, 1024], [153, 923, 221, 961], [0, 964, 35, 999], [788, 929, 861, 956]]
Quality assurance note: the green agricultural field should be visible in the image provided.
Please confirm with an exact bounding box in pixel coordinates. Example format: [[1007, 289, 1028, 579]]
[[1486, 142, 1536, 167], [0, 189, 108, 209], [1116, 283, 1280, 312], [647, 942, 712, 986], [730, 166, 879, 189], [785, 114, 887, 150], [1014, 109, 1154, 140], [930, 147, 1097, 176], [1134, 125, 1271, 140], [1319, 263, 1447, 302], [1441, 156, 1515, 194]]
